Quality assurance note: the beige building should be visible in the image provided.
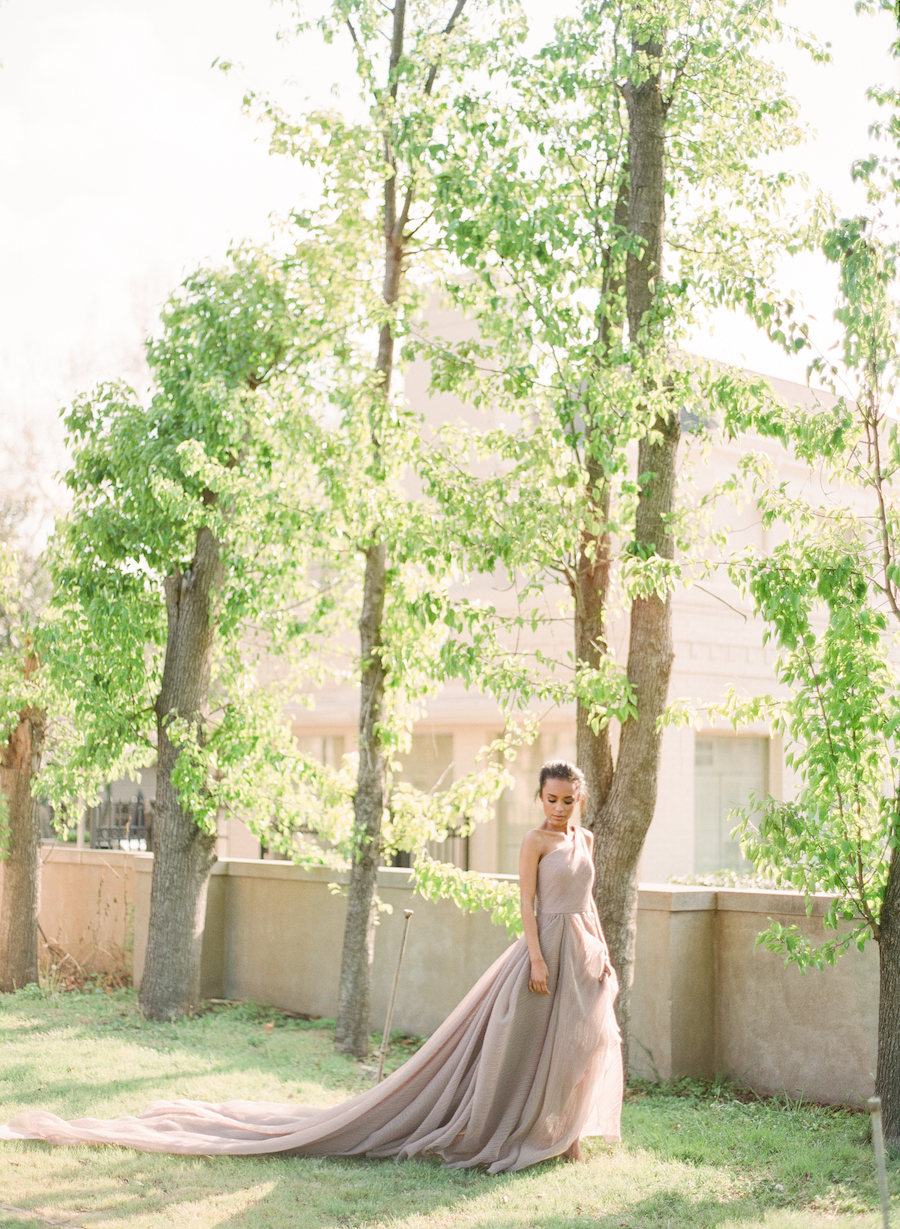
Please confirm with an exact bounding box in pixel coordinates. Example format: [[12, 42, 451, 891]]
[[244, 371, 820, 880], [94, 370, 824, 881]]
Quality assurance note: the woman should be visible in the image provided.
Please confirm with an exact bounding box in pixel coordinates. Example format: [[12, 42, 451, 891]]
[[0, 760, 622, 1173], [517, 760, 621, 1163]]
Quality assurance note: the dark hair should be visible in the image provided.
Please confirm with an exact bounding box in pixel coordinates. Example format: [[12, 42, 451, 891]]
[[535, 760, 586, 800]]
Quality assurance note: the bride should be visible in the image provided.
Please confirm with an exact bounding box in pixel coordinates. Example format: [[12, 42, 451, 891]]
[[1, 760, 622, 1173]]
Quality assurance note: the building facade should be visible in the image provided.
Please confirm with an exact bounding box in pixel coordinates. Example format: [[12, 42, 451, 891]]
[[94, 372, 825, 881], [260, 372, 820, 880]]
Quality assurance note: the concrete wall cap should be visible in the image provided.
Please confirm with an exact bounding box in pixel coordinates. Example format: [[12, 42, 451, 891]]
[[39, 846, 134, 867], [120, 858, 839, 918], [636, 884, 839, 917], [191, 858, 521, 890], [713, 887, 837, 916], [217, 859, 339, 882], [637, 885, 717, 911]]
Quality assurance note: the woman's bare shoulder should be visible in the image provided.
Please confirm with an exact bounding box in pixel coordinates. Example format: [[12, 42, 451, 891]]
[[521, 826, 554, 856]]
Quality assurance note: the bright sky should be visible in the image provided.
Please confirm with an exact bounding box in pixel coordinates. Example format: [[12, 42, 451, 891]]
[[0, 0, 897, 474]]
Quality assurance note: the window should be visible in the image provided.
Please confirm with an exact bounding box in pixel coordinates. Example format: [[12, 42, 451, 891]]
[[694, 735, 769, 874], [295, 735, 346, 770], [395, 733, 467, 869], [282, 736, 348, 858], [396, 733, 454, 795]]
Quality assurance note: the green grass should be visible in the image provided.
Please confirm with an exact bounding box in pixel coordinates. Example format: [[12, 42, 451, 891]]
[[0, 985, 896, 1229]]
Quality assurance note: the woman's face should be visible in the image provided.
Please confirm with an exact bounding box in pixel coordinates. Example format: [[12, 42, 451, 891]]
[[540, 778, 579, 827]]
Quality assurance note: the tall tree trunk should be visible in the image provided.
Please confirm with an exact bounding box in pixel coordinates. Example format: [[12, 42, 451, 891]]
[[877, 840, 900, 1151], [575, 466, 614, 814], [335, 542, 388, 1055], [139, 526, 222, 1020], [593, 426, 676, 1056], [334, 126, 403, 1058], [0, 698, 45, 993], [590, 30, 677, 1064], [577, 170, 628, 819], [332, 0, 405, 1056], [333, 0, 469, 1057]]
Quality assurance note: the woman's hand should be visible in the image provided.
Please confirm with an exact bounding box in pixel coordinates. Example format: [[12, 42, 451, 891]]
[[529, 957, 550, 995]]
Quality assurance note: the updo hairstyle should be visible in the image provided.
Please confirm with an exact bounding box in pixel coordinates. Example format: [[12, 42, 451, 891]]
[[535, 760, 587, 801]]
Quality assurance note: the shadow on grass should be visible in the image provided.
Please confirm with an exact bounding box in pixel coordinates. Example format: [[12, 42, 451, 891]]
[[4, 1147, 495, 1228], [2, 1141, 888, 1229], [201, 1160, 884, 1229], [620, 1084, 890, 1219], [0, 992, 892, 1228], [0, 991, 393, 1122]]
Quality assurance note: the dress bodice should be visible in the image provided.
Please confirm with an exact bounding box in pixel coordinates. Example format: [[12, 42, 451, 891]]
[[535, 826, 595, 915]]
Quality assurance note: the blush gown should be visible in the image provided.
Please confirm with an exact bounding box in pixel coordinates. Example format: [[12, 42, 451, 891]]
[[0, 826, 623, 1173]]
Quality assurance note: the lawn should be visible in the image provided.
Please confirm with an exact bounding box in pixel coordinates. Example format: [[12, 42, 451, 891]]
[[0, 985, 895, 1229]]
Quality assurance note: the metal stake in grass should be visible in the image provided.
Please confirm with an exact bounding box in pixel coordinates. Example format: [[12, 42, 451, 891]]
[[868, 1096, 891, 1229], [377, 909, 414, 1082]]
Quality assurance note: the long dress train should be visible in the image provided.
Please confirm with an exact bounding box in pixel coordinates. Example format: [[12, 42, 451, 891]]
[[0, 826, 622, 1173]]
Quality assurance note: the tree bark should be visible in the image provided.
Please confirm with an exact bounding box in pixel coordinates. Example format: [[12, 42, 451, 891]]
[[577, 170, 628, 819], [877, 839, 900, 1151], [332, 0, 405, 1057], [622, 32, 666, 345], [335, 542, 388, 1056], [139, 526, 222, 1020], [592, 428, 676, 1055], [0, 696, 45, 993], [333, 61, 402, 1054], [575, 466, 614, 815], [333, 0, 470, 1058], [588, 30, 677, 1064]]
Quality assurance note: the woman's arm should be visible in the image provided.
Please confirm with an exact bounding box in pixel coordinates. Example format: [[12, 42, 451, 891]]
[[519, 831, 550, 995]]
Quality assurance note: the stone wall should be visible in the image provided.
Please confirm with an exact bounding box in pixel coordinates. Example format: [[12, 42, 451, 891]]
[[6, 849, 878, 1106], [628, 886, 878, 1105], [131, 857, 514, 1037], [2, 845, 136, 979]]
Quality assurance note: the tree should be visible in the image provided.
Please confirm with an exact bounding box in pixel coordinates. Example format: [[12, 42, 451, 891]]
[[0, 653, 44, 995], [721, 62, 900, 1144], [0, 441, 58, 992], [47, 249, 344, 1019], [416, 0, 816, 1051], [251, 0, 517, 1057]]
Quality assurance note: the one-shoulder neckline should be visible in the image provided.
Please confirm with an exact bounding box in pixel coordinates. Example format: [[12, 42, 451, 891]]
[[539, 826, 582, 862]]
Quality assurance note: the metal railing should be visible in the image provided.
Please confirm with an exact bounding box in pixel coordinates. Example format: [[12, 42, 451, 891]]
[[87, 794, 153, 851], [391, 830, 470, 872]]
